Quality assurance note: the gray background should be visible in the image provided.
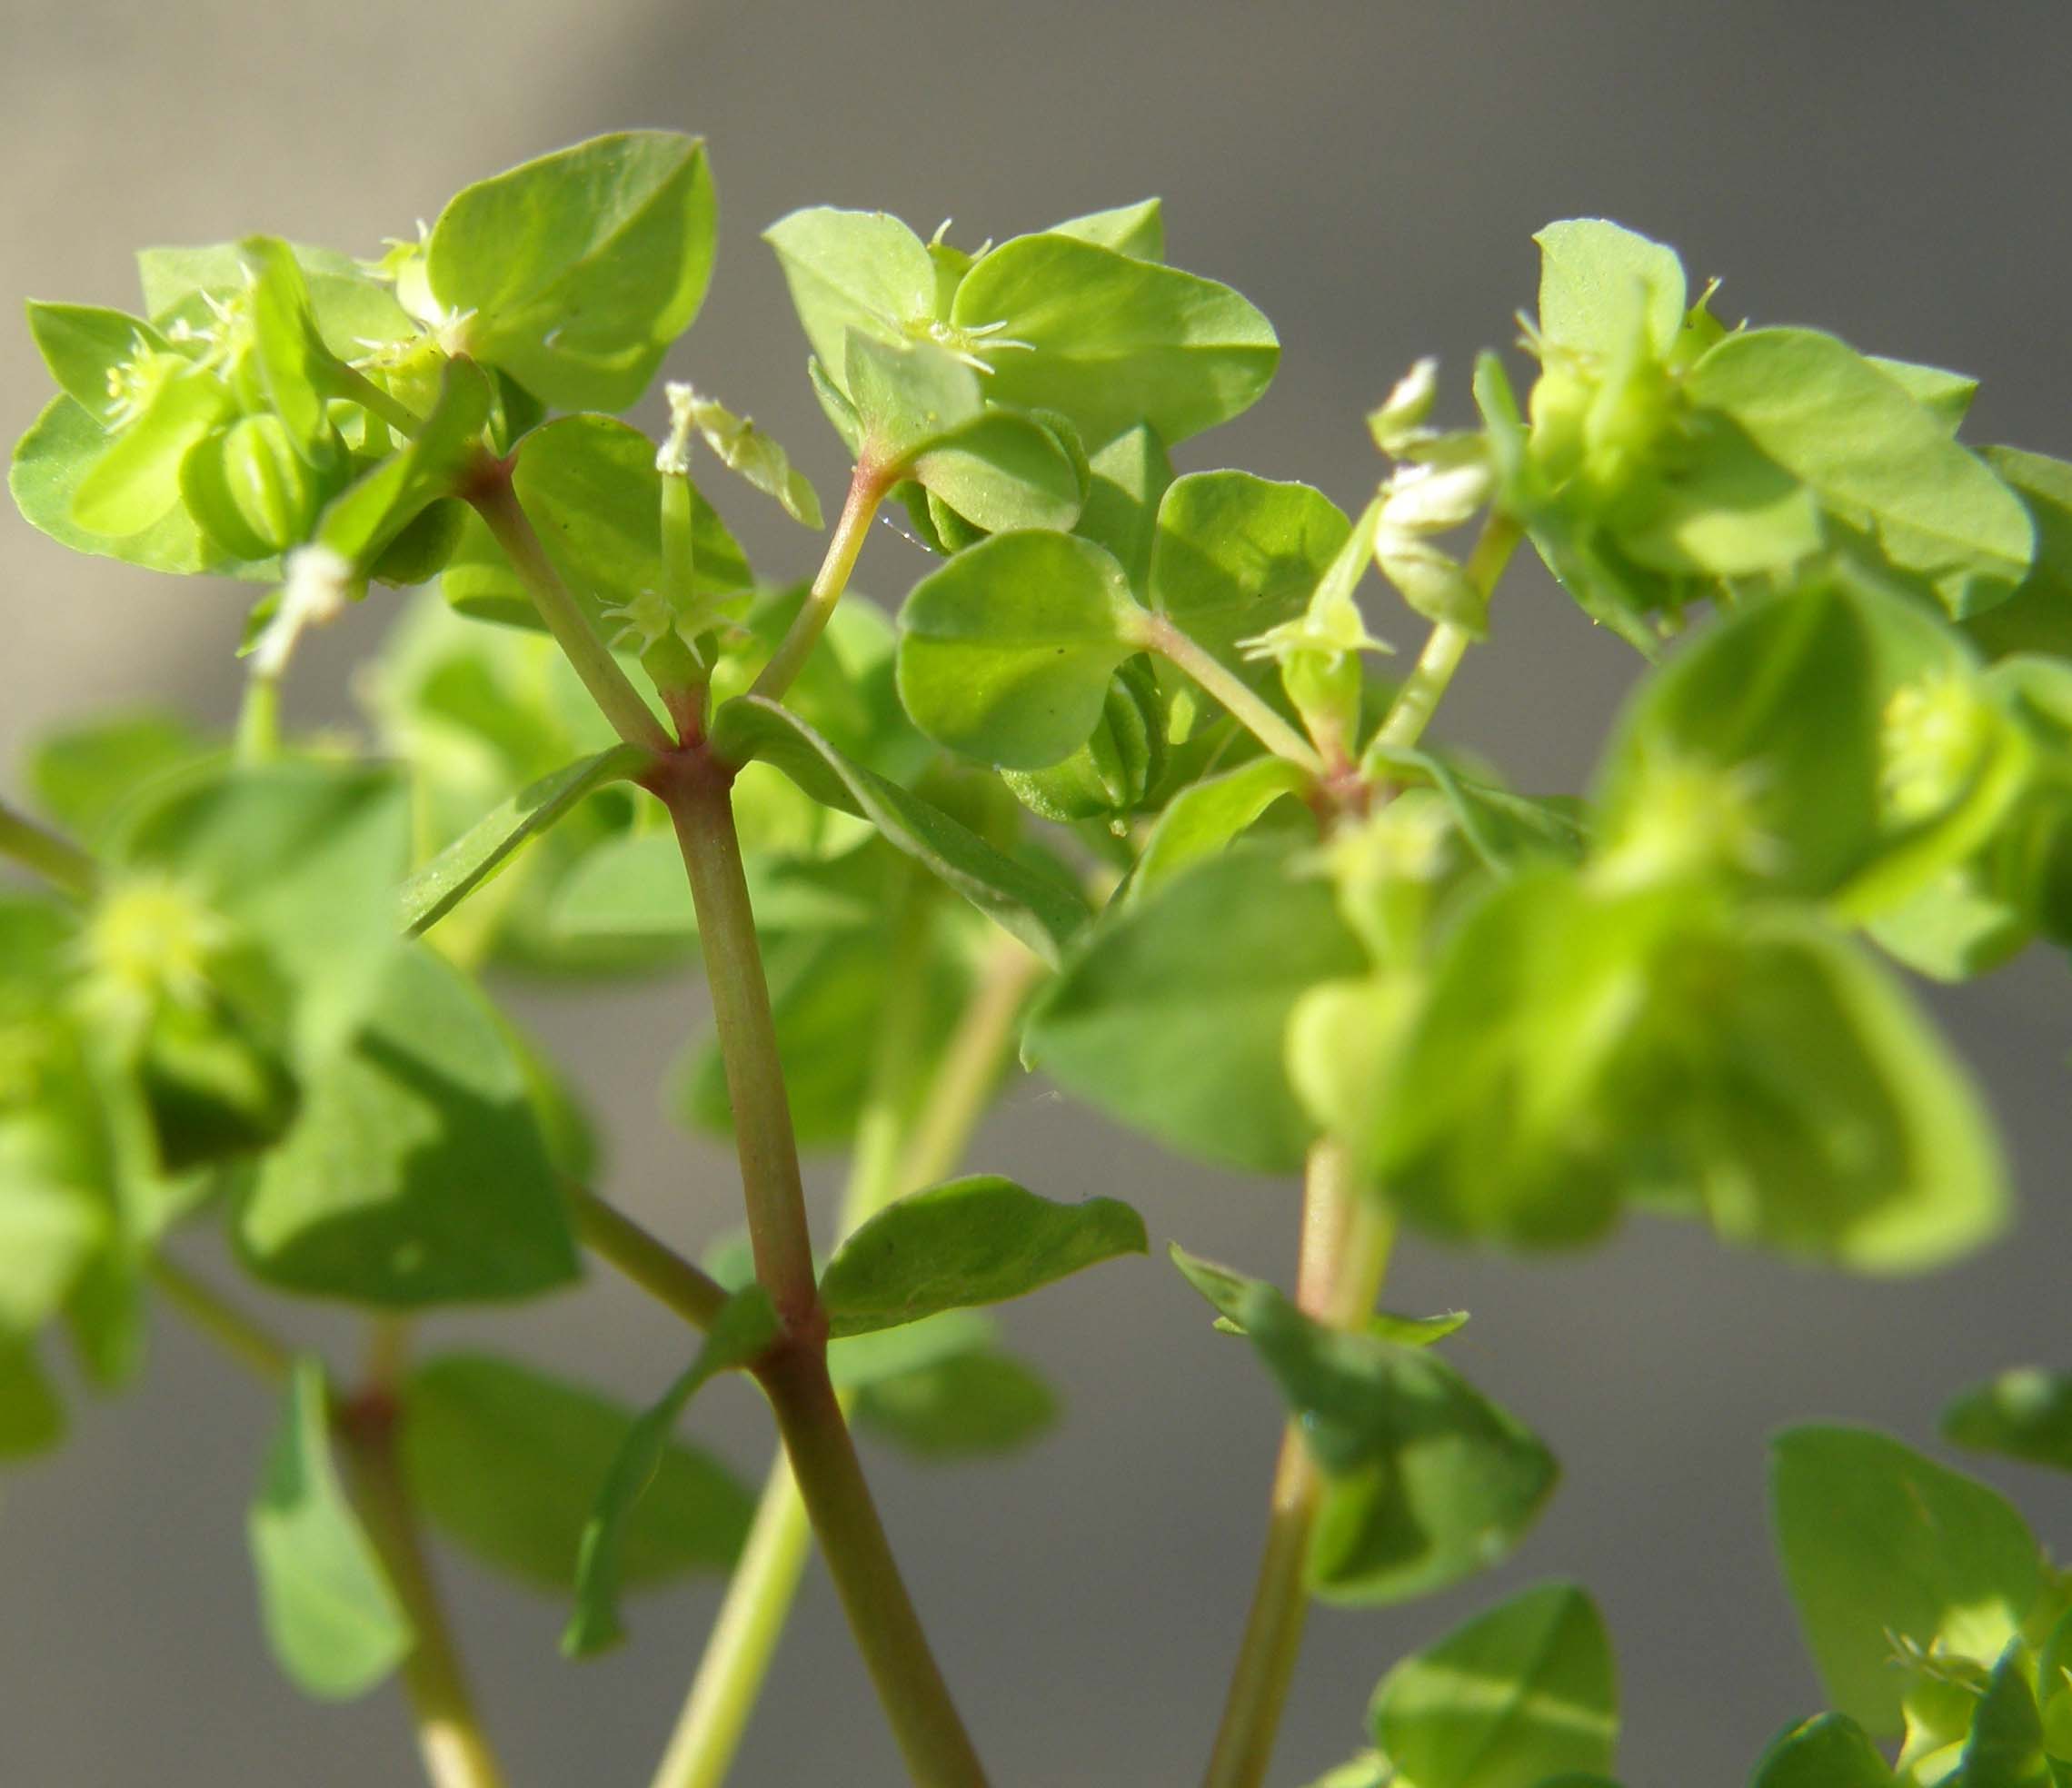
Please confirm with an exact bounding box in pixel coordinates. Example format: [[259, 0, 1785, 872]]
[[4, 2, 2071, 1783]]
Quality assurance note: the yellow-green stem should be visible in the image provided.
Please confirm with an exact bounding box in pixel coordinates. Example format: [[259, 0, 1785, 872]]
[[749, 462, 887, 703], [1200, 1142, 1396, 1788], [1372, 511, 1522, 752], [470, 474, 672, 752], [147, 1254, 292, 1385], [1138, 613, 1326, 776], [0, 800, 96, 898], [661, 760, 987, 1786], [571, 1184, 732, 1332], [652, 911, 1035, 1788]]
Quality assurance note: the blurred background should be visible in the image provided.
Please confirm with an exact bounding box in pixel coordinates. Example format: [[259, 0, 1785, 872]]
[[5, 2, 2072, 1782]]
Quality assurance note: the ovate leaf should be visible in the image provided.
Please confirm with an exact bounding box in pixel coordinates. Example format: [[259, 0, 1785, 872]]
[[247, 1358, 411, 1699], [236, 946, 579, 1306], [1688, 328, 2034, 617], [854, 1350, 1059, 1458], [819, 1176, 1146, 1338], [402, 1353, 752, 1591], [950, 232, 1279, 446], [1534, 219, 1687, 361], [1749, 1714, 1894, 1788], [895, 529, 1145, 768], [1024, 845, 1367, 1174], [428, 132, 718, 410], [764, 208, 936, 387], [1771, 1426, 2040, 1734], [1371, 1583, 1619, 1788]]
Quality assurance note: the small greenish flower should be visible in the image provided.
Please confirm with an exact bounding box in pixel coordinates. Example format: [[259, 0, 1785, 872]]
[[1597, 750, 1777, 890], [1882, 672, 1991, 822]]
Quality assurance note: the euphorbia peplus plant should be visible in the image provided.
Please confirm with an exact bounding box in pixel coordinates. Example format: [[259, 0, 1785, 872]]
[[9, 129, 2072, 1788]]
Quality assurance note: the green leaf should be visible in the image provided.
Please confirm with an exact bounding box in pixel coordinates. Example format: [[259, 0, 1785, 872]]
[[710, 694, 1092, 966], [950, 232, 1279, 446], [854, 1349, 1059, 1458], [1688, 329, 2035, 617], [0, 1340, 65, 1459], [239, 235, 343, 459], [236, 945, 579, 1306], [428, 132, 718, 410], [1962, 1647, 2056, 1788], [70, 367, 232, 537], [136, 240, 413, 359], [672, 386, 822, 528], [564, 1286, 778, 1656], [896, 529, 1145, 768], [1371, 1583, 1619, 1788], [1025, 844, 1368, 1174], [764, 208, 936, 388], [1608, 411, 1824, 581], [1075, 421, 1172, 591], [0, 1118, 109, 1337], [1178, 1257, 1556, 1602], [1943, 1369, 2072, 1474], [1641, 915, 2009, 1274], [1749, 1714, 1895, 1788], [113, 759, 411, 1065], [401, 743, 649, 937], [1534, 219, 1688, 361], [401, 1353, 752, 1592], [827, 1308, 997, 1392], [25, 302, 167, 423], [1364, 744, 1589, 877], [1964, 447, 2072, 661], [1050, 199, 1165, 262], [907, 408, 1085, 534], [439, 413, 750, 632], [1299, 1755, 1390, 1788], [12, 392, 230, 575], [1130, 756, 1313, 901], [1149, 472, 1352, 682], [247, 1358, 411, 1700], [317, 357, 491, 574], [25, 708, 212, 849], [845, 333, 983, 460], [1771, 1426, 2041, 1734], [819, 1176, 1146, 1338], [1870, 355, 1978, 432]]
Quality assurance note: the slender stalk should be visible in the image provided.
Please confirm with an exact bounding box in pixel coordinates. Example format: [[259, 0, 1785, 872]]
[[897, 941, 1044, 1194], [650, 1464, 816, 1788], [572, 1184, 731, 1332], [662, 757, 819, 1330], [469, 473, 672, 752], [756, 1336, 990, 1788], [236, 670, 283, 763], [1136, 614, 1326, 776], [1372, 511, 1521, 752], [1201, 1142, 1396, 1788], [336, 1321, 509, 1788], [147, 1254, 292, 1385], [0, 800, 96, 898], [750, 462, 888, 703], [330, 362, 424, 440], [653, 873, 937, 1788]]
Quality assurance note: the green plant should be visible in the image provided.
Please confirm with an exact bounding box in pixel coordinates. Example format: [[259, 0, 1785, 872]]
[[5, 128, 2072, 1787]]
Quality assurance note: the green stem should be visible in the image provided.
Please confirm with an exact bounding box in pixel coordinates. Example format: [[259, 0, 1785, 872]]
[[469, 474, 672, 752], [755, 1336, 990, 1788], [662, 757, 819, 1330], [236, 670, 283, 763], [339, 1336, 508, 1788], [1372, 511, 1521, 753], [0, 800, 96, 898], [750, 462, 888, 703], [1136, 614, 1326, 776], [570, 1184, 731, 1332], [653, 872, 934, 1788], [330, 363, 424, 439], [1200, 1141, 1395, 1788], [147, 1254, 293, 1385]]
